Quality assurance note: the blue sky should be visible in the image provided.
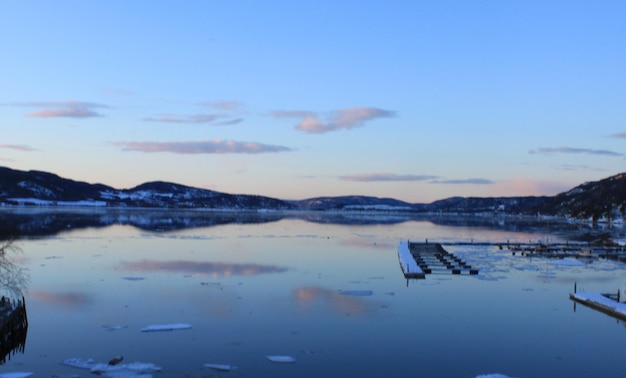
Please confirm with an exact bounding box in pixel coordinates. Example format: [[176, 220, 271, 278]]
[[1, 1, 625, 203]]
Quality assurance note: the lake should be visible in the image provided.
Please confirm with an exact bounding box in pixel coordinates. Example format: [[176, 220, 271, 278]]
[[1, 209, 626, 377]]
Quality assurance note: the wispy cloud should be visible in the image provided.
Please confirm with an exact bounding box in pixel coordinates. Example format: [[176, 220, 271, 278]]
[[145, 99, 245, 125], [143, 114, 235, 124], [529, 147, 622, 157], [114, 139, 291, 154], [340, 173, 438, 182], [0, 144, 37, 151], [555, 164, 595, 171], [491, 178, 570, 197], [199, 100, 243, 111], [20, 101, 107, 118], [610, 132, 626, 139], [213, 118, 243, 126], [272, 106, 395, 134], [431, 178, 493, 185]]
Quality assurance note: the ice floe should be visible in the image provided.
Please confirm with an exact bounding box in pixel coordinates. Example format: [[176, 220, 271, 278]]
[[0, 373, 33, 378], [475, 374, 515, 378], [140, 323, 192, 332], [62, 358, 161, 377], [103, 324, 129, 331], [265, 355, 296, 363], [122, 276, 146, 281], [204, 363, 236, 371], [549, 259, 585, 267]]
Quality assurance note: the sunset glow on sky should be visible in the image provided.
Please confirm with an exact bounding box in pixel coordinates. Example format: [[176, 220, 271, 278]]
[[1, 1, 625, 203]]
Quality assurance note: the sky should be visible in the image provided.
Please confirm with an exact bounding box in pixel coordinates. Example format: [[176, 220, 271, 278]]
[[1, 1, 625, 203]]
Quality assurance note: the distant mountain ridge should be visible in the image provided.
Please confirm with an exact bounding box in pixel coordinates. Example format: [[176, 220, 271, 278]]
[[0, 167, 295, 210], [1, 166, 625, 222]]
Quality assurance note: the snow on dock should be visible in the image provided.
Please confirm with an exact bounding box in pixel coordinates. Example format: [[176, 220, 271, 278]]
[[398, 240, 478, 279], [397, 240, 425, 278], [570, 292, 626, 321]]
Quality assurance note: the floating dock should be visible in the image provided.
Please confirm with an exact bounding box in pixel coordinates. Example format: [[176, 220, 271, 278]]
[[398, 240, 478, 279], [397, 241, 425, 278], [569, 292, 626, 322]]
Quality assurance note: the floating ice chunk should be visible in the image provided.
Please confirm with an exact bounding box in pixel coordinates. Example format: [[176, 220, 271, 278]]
[[549, 260, 585, 267], [0, 373, 34, 378], [62, 358, 161, 376], [205, 363, 236, 371], [266, 355, 296, 363], [140, 323, 192, 332], [122, 277, 146, 281], [91, 362, 162, 374], [340, 290, 373, 296], [104, 324, 129, 331], [475, 374, 516, 378], [62, 357, 96, 369]]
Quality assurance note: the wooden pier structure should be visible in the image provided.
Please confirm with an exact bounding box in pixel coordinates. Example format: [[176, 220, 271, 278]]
[[442, 240, 626, 261], [0, 296, 28, 364], [398, 240, 478, 279], [569, 292, 626, 322]]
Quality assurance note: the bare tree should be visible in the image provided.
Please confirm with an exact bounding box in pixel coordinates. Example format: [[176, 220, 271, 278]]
[[0, 239, 29, 299]]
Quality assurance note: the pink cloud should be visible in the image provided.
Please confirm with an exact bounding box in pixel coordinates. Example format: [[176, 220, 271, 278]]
[[199, 100, 243, 111], [272, 107, 395, 134], [529, 146, 622, 157], [490, 178, 570, 197], [0, 144, 37, 151], [115, 139, 291, 154], [24, 101, 106, 118], [340, 173, 437, 182]]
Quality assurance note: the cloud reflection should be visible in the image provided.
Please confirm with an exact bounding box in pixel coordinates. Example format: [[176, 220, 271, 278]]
[[117, 260, 288, 278], [293, 286, 371, 316], [31, 291, 92, 309]]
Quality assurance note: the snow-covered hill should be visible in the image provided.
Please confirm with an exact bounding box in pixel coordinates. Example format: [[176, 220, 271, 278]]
[[2, 166, 625, 222]]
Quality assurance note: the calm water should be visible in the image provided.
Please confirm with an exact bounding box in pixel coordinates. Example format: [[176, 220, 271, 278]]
[[1, 210, 626, 377]]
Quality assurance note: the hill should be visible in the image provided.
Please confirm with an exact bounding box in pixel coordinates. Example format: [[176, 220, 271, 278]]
[[0, 167, 295, 210], [1, 166, 625, 222]]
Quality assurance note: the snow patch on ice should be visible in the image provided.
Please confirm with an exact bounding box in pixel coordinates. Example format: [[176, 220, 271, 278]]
[[122, 276, 146, 281], [266, 355, 296, 363], [103, 325, 129, 331], [205, 363, 236, 371], [140, 323, 192, 332], [549, 259, 585, 267], [0, 373, 34, 378], [62, 358, 161, 378]]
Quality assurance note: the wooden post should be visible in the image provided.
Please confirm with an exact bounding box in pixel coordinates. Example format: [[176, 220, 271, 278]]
[[574, 282, 577, 293]]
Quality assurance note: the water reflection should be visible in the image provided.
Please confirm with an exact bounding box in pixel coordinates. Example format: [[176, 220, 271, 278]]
[[30, 291, 92, 309], [3, 210, 626, 377], [293, 287, 371, 316], [2, 208, 624, 242], [116, 260, 289, 278]]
